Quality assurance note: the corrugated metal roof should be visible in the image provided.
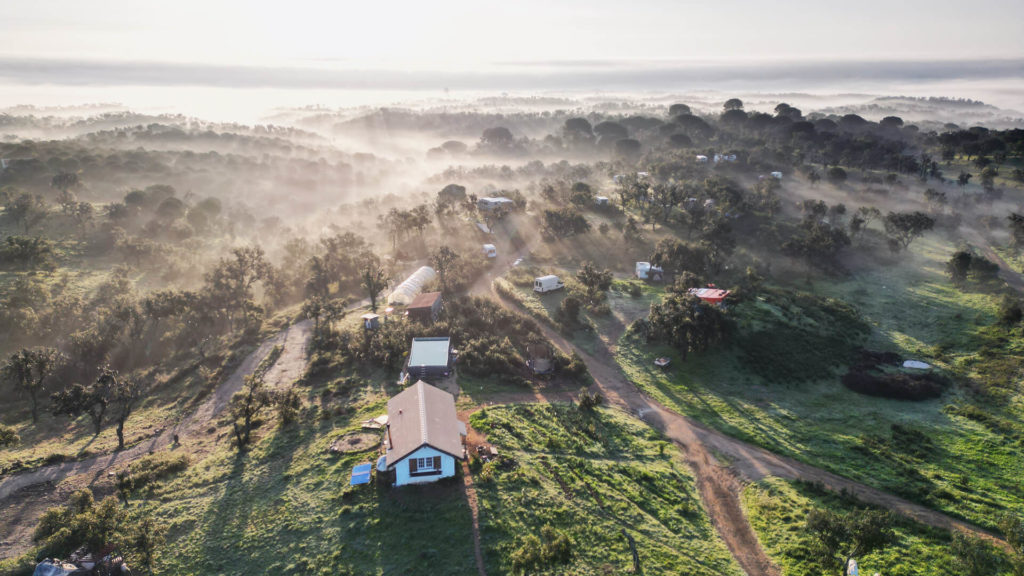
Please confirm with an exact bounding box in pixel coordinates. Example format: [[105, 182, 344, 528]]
[[407, 291, 442, 310], [386, 380, 463, 467], [408, 337, 451, 367]]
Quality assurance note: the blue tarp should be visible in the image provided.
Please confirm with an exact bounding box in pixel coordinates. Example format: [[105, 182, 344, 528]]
[[350, 463, 373, 485]]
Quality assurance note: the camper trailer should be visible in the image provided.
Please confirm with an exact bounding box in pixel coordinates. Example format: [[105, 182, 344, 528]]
[[533, 275, 564, 293], [771, 171, 783, 180], [595, 196, 609, 207], [482, 244, 497, 258], [635, 262, 664, 281]]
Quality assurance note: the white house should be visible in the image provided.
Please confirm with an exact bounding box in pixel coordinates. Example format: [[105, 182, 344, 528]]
[[384, 381, 466, 486]]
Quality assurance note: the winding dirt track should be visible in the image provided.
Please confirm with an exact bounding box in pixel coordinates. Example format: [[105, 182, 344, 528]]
[[0, 321, 313, 554]]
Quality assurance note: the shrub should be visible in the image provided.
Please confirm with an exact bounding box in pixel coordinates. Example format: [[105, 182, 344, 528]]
[[841, 370, 947, 401], [510, 524, 573, 574]]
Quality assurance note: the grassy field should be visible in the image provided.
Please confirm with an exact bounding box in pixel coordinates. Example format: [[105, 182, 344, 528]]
[[742, 477, 959, 576], [470, 403, 743, 576], [617, 234, 1024, 529]]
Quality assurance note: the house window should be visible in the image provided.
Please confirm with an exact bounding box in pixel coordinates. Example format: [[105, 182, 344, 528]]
[[408, 455, 443, 476]]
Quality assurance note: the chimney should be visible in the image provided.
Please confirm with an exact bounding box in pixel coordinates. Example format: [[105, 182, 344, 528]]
[[386, 423, 393, 450]]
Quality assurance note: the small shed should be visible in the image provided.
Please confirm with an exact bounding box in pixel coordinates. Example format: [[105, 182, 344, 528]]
[[483, 244, 497, 258], [688, 286, 731, 305], [477, 197, 516, 212], [361, 313, 380, 330], [407, 292, 443, 323], [406, 337, 453, 380]]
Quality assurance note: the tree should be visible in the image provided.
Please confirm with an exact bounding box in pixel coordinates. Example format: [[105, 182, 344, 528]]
[[1000, 513, 1024, 576], [614, 138, 642, 159], [668, 103, 691, 116], [849, 206, 881, 240], [951, 533, 1003, 576], [5, 193, 48, 233], [358, 251, 389, 312], [555, 295, 581, 327], [51, 172, 80, 215], [33, 491, 128, 561], [0, 423, 18, 448], [826, 166, 848, 185], [569, 182, 594, 206], [481, 126, 515, 148], [723, 98, 744, 111], [651, 238, 707, 276], [980, 166, 998, 191], [204, 246, 272, 330], [543, 208, 590, 238], [128, 515, 166, 575], [229, 346, 279, 450], [958, 171, 973, 188], [103, 370, 140, 450], [52, 373, 115, 436], [649, 292, 728, 360], [805, 508, 896, 576], [431, 246, 459, 294], [1010, 213, 1024, 249], [883, 211, 935, 253], [947, 250, 973, 287], [576, 261, 613, 306], [2, 347, 60, 423]]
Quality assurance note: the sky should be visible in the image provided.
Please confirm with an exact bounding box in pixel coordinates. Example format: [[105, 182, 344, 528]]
[[1, 0, 1022, 68], [1, 0, 1023, 120]]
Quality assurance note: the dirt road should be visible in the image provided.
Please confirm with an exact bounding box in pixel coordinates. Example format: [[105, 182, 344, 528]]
[[0, 320, 313, 556]]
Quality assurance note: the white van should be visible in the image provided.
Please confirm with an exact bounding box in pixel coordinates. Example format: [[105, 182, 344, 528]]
[[533, 275, 565, 293], [483, 244, 497, 258]]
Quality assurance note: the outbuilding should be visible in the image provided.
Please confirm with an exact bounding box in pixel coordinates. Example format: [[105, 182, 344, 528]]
[[406, 292, 443, 323], [388, 266, 436, 305], [384, 380, 466, 486], [688, 286, 731, 305], [477, 197, 516, 212], [406, 337, 453, 380]]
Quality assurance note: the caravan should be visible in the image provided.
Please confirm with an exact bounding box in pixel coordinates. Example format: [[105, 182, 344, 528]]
[[533, 275, 564, 293]]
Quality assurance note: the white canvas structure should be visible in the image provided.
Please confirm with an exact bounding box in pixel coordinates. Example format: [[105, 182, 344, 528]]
[[903, 360, 931, 370], [387, 266, 436, 305]]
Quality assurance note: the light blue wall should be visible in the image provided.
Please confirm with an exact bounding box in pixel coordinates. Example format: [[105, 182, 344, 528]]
[[392, 445, 457, 486]]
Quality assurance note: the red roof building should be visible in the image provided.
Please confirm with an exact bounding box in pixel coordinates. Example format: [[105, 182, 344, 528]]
[[688, 286, 730, 305]]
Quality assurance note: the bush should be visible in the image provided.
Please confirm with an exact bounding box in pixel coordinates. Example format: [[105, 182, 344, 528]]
[[510, 524, 573, 574], [841, 370, 947, 400]]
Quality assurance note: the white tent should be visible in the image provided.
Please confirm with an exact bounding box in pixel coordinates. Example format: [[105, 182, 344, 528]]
[[387, 266, 437, 305], [903, 360, 931, 370]]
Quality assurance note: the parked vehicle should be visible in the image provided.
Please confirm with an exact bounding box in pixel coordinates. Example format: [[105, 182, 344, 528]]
[[533, 275, 565, 293]]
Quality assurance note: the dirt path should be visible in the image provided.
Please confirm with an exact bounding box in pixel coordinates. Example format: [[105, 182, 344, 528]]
[[460, 460, 487, 576], [0, 320, 313, 556], [963, 229, 1024, 292], [492, 287, 1005, 573]]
